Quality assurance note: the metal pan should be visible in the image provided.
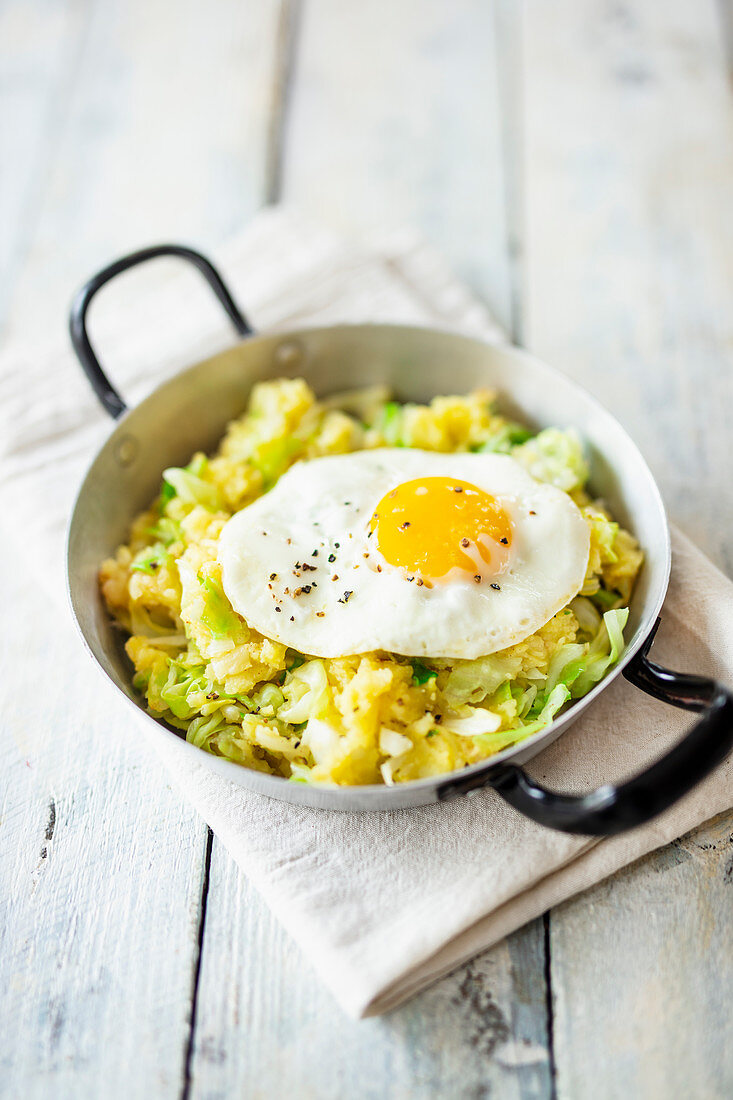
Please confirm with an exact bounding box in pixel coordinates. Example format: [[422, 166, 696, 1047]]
[[67, 245, 733, 833]]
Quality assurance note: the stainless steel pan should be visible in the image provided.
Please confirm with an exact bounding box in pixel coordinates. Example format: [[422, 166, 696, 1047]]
[[67, 245, 733, 832]]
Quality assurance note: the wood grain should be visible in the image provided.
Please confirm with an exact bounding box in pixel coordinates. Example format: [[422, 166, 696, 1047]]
[[2, 0, 286, 346], [1, 0, 732, 1095], [0, 0, 92, 331], [187, 842, 552, 1100], [522, 0, 733, 574], [0, 561, 209, 1097], [522, 1, 733, 1095], [551, 815, 733, 1099], [281, 0, 514, 327], [0, 1, 284, 1096], [185, 5, 553, 1095]]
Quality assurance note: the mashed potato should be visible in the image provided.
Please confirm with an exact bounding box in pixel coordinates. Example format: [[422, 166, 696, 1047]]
[[100, 379, 642, 786]]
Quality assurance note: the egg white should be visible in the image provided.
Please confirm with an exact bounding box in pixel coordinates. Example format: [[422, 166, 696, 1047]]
[[218, 450, 590, 660]]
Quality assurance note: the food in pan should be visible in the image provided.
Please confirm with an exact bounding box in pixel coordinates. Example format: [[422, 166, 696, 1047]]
[[219, 451, 590, 660], [100, 379, 643, 785]]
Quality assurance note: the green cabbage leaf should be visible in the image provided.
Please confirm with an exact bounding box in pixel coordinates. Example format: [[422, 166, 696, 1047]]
[[162, 460, 222, 511], [513, 428, 589, 491], [278, 660, 330, 723]]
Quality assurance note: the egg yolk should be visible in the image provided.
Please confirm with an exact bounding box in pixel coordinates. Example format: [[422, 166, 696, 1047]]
[[369, 477, 513, 581]]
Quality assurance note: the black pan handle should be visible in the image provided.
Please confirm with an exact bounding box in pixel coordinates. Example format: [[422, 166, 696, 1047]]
[[438, 619, 733, 835], [69, 244, 252, 419]]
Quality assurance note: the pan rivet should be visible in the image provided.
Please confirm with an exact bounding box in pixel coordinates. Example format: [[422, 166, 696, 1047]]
[[115, 435, 138, 467], [274, 340, 304, 368]]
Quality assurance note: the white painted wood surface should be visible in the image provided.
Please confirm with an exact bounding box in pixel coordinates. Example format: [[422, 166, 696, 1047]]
[[0, 552, 209, 1094], [1, 0, 285, 344], [188, 843, 551, 1100], [1, 1, 731, 1097], [522, 2, 733, 1095], [281, 0, 513, 327]]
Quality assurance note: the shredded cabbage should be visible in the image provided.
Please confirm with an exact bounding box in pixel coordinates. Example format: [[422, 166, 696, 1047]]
[[102, 378, 643, 786], [252, 683, 285, 715], [146, 516, 182, 546], [474, 422, 533, 454], [570, 608, 628, 697], [592, 587, 622, 611], [439, 608, 629, 753], [187, 712, 229, 749], [289, 762, 316, 783], [443, 652, 524, 707], [513, 684, 573, 738], [278, 660, 330, 723], [545, 643, 588, 695], [522, 608, 629, 716], [130, 546, 170, 574], [570, 595, 602, 635], [376, 401, 404, 445], [197, 572, 244, 640], [251, 436, 303, 487], [513, 428, 589, 491], [411, 660, 437, 685], [465, 684, 572, 751], [159, 660, 209, 719], [162, 463, 222, 511]]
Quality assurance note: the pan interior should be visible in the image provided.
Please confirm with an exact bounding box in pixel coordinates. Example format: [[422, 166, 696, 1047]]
[[67, 325, 670, 807]]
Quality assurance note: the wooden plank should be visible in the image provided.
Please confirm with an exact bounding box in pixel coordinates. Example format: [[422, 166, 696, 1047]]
[[0, 1, 285, 1096], [0, 0, 92, 330], [185, 5, 552, 1095], [522, 0, 733, 573], [550, 816, 733, 1099], [281, 0, 514, 327], [521, 1, 733, 1094], [0, 553, 209, 1098], [719, 0, 733, 78], [2, 0, 285, 347], [187, 842, 552, 1100]]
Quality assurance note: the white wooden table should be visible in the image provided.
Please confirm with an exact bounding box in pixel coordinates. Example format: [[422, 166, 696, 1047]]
[[2, 2, 732, 1096]]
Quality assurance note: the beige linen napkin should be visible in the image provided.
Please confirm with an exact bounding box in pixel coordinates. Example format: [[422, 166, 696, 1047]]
[[1, 207, 731, 1018]]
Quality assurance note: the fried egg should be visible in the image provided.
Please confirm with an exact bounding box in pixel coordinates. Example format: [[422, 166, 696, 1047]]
[[218, 450, 590, 659]]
